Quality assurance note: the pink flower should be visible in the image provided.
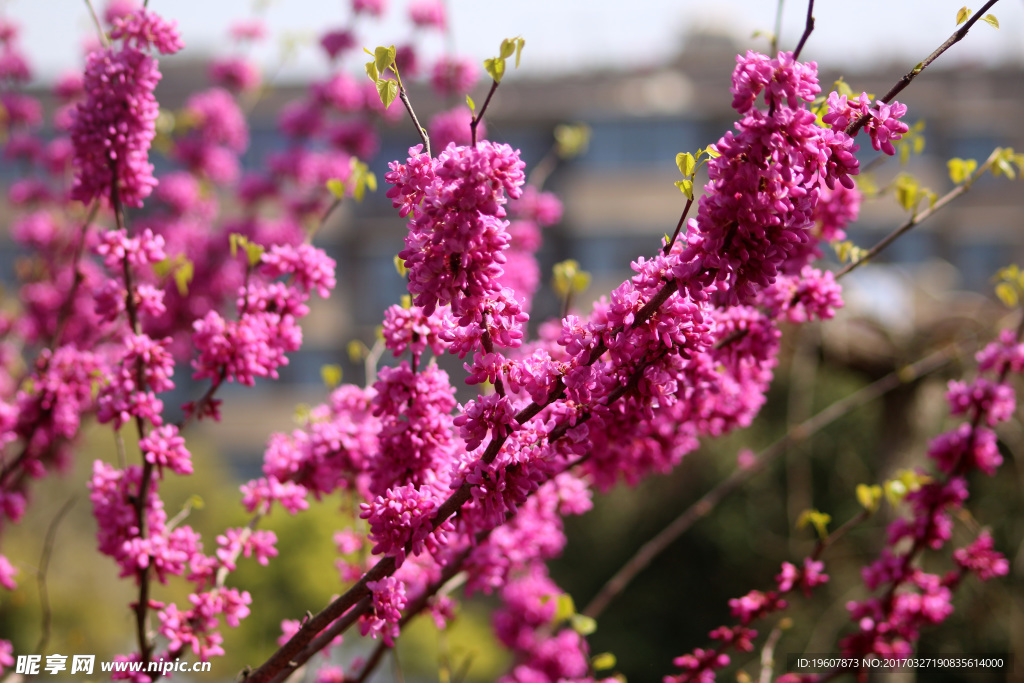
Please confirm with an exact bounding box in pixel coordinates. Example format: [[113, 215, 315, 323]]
[[430, 56, 479, 96], [230, 19, 267, 42], [0, 555, 17, 590], [352, 0, 386, 16], [428, 106, 481, 150], [140, 424, 192, 475], [360, 576, 406, 646], [209, 57, 261, 93], [319, 29, 356, 60], [953, 531, 1009, 581], [70, 46, 162, 207], [109, 9, 184, 54], [409, 0, 446, 29]]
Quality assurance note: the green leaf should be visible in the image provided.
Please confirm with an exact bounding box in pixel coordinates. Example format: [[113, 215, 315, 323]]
[[592, 653, 617, 671], [364, 60, 379, 83], [320, 364, 343, 389], [376, 78, 398, 109], [499, 38, 517, 59], [173, 259, 194, 296], [995, 281, 1018, 308], [554, 593, 575, 624], [153, 257, 172, 278], [229, 232, 243, 258], [347, 340, 366, 363], [883, 479, 908, 507], [674, 179, 693, 200], [374, 45, 396, 74], [982, 13, 999, 28], [796, 509, 831, 540], [675, 152, 696, 177], [553, 260, 591, 298], [513, 36, 525, 68], [942, 156, 974, 183], [956, 6, 971, 25], [326, 178, 345, 199], [393, 254, 408, 278], [484, 56, 505, 83], [554, 123, 591, 159], [466, 94, 475, 114], [244, 241, 265, 267], [571, 614, 597, 636], [856, 484, 883, 514], [894, 174, 919, 211]]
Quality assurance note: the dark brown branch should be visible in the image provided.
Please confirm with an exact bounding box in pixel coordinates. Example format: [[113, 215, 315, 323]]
[[846, 0, 1002, 137], [399, 86, 431, 158], [471, 80, 500, 146], [791, 0, 815, 61]]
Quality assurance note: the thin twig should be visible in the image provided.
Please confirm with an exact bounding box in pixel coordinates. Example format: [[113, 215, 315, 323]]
[[846, 0, 1002, 137], [580, 344, 959, 619], [758, 622, 786, 683], [771, 0, 785, 54], [247, 280, 679, 683], [399, 86, 431, 158], [33, 496, 78, 655], [82, 0, 110, 47], [471, 80, 500, 146], [835, 147, 998, 279], [791, 0, 815, 61], [662, 199, 693, 256]]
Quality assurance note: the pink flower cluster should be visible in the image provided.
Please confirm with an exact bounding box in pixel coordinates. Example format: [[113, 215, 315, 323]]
[[664, 559, 828, 682], [191, 242, 336, 394], [69, 9, 183, 208], [674, 51, 905, 306], [388, 142, 527, 319], [839, 329, 1017, 664]]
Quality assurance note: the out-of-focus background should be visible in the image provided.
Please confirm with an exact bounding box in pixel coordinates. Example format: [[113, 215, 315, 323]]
[[2, 1, 1024, 681]]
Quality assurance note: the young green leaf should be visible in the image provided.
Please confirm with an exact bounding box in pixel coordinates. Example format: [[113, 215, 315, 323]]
[[674, 179, 694, 200], [956, 6, 972, 25], [244, 241, 265, 267], [591, 653, 617, 671], [796, 509, 831, 540], [466, 94, 475, 114], [554, 593, 575, 624], [374, 45, 396, 73], [571, 614, 597, 636], [675, 151, 696, 177], [499, 38, 516, 59], [894, 174, 920, 211], [553, 260, 591, 298], [484, 56, 505, 83], [364, 60, 379, 83], [554, 123, 591, 159], [393, 254, 408, 278], [321, 364, 343, 389], [855, 484, 883, 514], [376, 78, 398, 109], [173, 259, 194, 296], [513, 36, 525, 67], [995, 281, 1018, 308], [982, 13, 999, 28], [326, 178, 346, 199]]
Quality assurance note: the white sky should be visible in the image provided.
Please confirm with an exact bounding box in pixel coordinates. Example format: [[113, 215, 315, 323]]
[[3, 0, 1023, 84]]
